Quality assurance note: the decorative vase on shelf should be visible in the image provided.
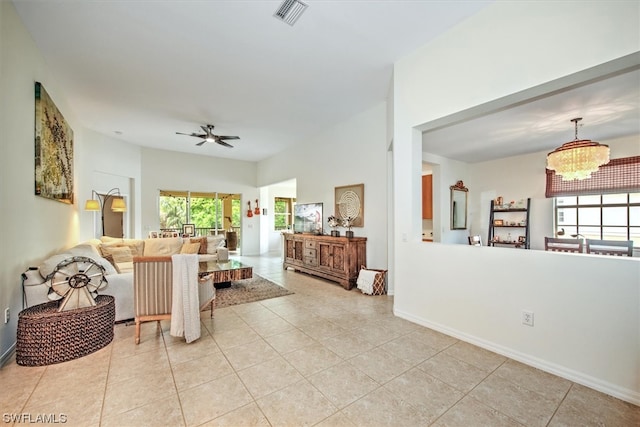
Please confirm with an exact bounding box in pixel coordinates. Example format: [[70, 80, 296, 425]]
[[345, 231, 354, 238]]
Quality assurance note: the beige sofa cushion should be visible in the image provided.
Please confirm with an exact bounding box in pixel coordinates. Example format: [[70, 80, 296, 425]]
[[100, 237, 144, 257], [143, 237, 183, 256], [101, 245, 133, 264]]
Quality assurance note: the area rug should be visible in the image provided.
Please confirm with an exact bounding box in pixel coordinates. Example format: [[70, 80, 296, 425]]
[[214, 275, 294, 308]]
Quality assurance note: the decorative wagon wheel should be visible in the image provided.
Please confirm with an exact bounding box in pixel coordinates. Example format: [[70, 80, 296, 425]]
[[47, 256, 108, 312]]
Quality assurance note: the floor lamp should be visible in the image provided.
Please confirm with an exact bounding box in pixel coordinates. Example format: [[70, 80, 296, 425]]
[[85, 188, 127, 236]]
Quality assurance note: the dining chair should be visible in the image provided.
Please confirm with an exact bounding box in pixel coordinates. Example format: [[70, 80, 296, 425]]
[[585, 239, 633, 257], [544, 237, 583, 253], [468, 235, 482, 246]]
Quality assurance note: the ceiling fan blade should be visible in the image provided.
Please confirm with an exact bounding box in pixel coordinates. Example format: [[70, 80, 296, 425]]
[[196, 140, 207, 146], [216, 139, 234, 148], [216, 135, 240, 140], [177, 131, 207, 138]]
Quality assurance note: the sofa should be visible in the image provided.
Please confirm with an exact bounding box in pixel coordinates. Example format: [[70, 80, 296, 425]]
[[23, 234, 226, 322]]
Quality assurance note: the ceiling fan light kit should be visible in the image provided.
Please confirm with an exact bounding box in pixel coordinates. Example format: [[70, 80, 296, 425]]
[[546, 118, 610, 181], [176, 124, 240, 148]]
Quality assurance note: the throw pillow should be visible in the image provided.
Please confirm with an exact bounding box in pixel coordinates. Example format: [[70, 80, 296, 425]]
[[206, 235, 226, 254], [102, 254, 121, 274], [190, 237, 207, 254], [143, 237, 183, 256], [180, 242, 201, 254], [101, 245, 133, 264]]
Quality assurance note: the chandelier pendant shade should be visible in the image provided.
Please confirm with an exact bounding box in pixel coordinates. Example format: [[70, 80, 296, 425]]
[[546, 118, 610, 181]]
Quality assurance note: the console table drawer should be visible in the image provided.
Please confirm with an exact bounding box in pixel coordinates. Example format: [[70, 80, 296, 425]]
[[305, 240, 317, 249], [304, 256, 318, 266], [304, 248, 316, 258]]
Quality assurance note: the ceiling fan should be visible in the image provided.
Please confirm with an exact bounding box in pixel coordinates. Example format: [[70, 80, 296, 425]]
[[176, 124, 240, 147]]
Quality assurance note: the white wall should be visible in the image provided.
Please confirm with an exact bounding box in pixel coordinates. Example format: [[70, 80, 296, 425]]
[[140, 147, 261, 255], [77, 129, 142, 240], [258, 102, 389, 278], [0, 2, 143, 363], [394, 1, 640, 404]]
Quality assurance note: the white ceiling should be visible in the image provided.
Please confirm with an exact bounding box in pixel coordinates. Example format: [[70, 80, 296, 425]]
[[13, 1, 639, 164], [422, 67, 640, 163], [13, 0, 491, 162]]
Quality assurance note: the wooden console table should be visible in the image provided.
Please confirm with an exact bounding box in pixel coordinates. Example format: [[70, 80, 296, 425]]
[[283, 233, 366, 290]]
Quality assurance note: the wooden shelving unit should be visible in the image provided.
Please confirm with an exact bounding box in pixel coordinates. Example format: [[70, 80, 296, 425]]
[[488, 198, 531, 249]]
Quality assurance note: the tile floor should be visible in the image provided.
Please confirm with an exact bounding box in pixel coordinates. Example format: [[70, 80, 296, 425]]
[[1, 254, 638, 426]]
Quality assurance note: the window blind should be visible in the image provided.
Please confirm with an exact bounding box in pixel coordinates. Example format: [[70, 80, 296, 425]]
[[545, 156, 640, 198]]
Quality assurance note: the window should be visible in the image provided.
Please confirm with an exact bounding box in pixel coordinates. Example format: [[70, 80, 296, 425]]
[[274, 197, 295, 231], [159, 191, 187, 230], [159, 190, 241, 236], [555, 193, 640, 247]]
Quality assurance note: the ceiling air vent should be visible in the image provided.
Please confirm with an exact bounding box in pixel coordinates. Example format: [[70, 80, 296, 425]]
[[274, 0, 308, 26]]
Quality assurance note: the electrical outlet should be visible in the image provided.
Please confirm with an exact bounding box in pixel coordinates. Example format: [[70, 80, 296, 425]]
[[522, 310, 534, 326], [4, 308, 9, 324]]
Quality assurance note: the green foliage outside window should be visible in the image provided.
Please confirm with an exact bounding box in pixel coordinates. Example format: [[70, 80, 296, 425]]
[[160, 192, 242, 232]]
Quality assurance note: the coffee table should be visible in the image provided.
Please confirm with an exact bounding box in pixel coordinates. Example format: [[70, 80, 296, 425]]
[[199, 259, 253, 289]]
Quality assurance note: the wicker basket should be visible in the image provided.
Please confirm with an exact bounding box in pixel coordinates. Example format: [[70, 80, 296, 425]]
[[360, 265, 387, 295], [16, 295, 115, 366]]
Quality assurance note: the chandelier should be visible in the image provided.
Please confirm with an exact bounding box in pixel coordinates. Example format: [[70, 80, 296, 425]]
[[546, 118, 610, 181]]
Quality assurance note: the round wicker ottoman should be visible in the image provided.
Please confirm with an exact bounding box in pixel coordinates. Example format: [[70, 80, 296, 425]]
[[16, 295, 115, 366]]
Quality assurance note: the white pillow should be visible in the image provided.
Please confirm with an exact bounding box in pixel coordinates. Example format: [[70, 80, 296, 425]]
[[39, 253, 74, 279], [206, 235, 226, 254], [44, 250, 118, 277]]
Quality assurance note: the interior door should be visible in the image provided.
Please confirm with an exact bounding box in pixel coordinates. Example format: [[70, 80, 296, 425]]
[[103, 195, 124, 238]]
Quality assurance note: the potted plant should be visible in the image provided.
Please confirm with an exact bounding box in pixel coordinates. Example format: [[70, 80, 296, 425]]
[[328, 215, 340, 236], [343, 216, 355, 238]]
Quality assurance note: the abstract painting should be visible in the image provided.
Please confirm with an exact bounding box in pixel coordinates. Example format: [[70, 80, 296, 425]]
[[34, 82, 74, 204], [335, 183, 364, 227]]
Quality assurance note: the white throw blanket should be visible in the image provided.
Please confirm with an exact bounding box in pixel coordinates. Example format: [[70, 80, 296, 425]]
[[170, 254, 201, 343], [356, 269, 378, 295]]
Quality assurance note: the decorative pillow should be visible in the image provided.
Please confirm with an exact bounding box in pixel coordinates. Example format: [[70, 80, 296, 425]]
[[143, 237, 183, 256], [38, 252, 118, 278], [101, 245, 133, 264], [206, 235, 226, 254], [102, 239, 143, 257], [68, 243, 101, 258], [180, 242, 201, 254], [102, 254, 121, 274], [39, 253, 73, 279], [66, 244, 118, 276], [190, 237, 207, 254]]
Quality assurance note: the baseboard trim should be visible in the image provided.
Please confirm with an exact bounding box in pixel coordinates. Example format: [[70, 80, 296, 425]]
[[394, 308, 640, 406], [0, 342, 16, 368]]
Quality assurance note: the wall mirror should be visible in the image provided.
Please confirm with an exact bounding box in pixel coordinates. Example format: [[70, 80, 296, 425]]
[[450, 181, 468, 230]]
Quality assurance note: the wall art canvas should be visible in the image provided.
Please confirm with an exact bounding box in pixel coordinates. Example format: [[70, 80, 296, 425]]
[[335, 183, 364, 227], [34, 82, 74, 204]]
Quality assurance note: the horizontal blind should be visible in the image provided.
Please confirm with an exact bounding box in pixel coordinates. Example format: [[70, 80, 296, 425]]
[[545, 156, 640, 197]]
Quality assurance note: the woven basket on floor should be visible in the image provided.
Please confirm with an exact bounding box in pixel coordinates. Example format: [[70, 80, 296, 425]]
[[360, 265, 387, 295], [16, 295, 115, 366]]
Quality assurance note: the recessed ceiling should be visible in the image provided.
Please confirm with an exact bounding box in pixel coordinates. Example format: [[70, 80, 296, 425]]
[[13, 0, 492, 162]]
